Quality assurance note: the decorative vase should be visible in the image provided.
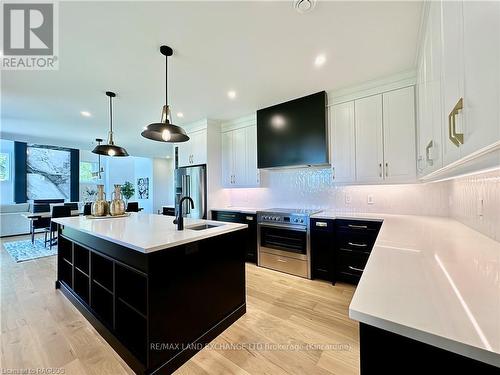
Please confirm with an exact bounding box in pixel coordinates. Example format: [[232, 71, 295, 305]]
[[91, 185, 109, 217], [110, 184, 126, 216]]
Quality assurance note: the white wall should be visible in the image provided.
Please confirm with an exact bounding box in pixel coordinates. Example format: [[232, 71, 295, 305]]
[[153, 158, 174, 214], [79, 150, 158, 213], [0, 139, 15, 204]]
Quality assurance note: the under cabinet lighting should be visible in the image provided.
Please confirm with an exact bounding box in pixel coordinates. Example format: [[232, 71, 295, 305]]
[[80, 111, 92, 117]]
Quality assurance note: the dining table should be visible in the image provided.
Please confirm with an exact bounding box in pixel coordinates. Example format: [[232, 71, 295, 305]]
[[22, 210, 81, 243]]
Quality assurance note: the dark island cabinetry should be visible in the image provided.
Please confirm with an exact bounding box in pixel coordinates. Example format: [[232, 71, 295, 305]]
[[212, 210, 257, 263], [56, 226, 246, 374]]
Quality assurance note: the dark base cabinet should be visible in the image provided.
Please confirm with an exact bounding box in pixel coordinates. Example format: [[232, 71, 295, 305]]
[[56, 225, 246, 374], [310, 218, 335, 281], [360, 323, 499, 374], [212, 210, 257, 263], [310, 218, 382, 285]]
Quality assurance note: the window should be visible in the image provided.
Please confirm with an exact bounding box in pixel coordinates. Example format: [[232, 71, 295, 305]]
[[80, 161, 99, 182], [0, 153, 9, 181]]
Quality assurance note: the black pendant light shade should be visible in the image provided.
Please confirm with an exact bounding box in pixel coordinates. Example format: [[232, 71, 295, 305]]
[[92, 91, 129, 157], [141, 45, 189, 143]]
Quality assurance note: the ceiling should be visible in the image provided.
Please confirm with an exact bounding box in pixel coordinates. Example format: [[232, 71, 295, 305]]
[[1, 1, 423, 158]]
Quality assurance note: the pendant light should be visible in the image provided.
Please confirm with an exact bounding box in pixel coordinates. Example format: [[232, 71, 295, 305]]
[[92, 91, 129, 157], [141, 45, 189, 143]]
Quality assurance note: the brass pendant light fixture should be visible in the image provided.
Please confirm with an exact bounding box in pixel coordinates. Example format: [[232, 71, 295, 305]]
[[141, 45, 189, 143], [92, 91, 129, 157]]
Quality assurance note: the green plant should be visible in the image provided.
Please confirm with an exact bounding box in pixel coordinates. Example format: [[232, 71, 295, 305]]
[[121, 181, 135, 201]]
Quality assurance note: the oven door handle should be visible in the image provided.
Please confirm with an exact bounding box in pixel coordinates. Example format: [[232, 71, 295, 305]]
[[258, 223, 307, 232]]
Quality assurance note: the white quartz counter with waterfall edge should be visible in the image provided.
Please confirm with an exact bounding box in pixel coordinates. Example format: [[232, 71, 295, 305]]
[[311, 211, 500, 367], [52, 213, 247, 253]]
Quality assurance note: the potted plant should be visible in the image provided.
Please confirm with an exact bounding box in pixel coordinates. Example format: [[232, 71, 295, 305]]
[[121, 181, 135, 206]]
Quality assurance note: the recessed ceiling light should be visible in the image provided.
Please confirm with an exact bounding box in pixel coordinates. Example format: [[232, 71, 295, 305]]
[[294, 0, 317, 14], [80, 111, 92, 117], [177, 112, 184, 118], [314, 54, 326, 67], [227, 90, 237, 99]]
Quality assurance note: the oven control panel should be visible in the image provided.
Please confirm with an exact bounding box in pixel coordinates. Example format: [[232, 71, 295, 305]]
[[258, 213, 308, 226]]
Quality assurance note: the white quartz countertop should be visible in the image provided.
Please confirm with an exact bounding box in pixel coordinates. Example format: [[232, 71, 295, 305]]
[[211, 207, 265, 214], [52, 213, 247, 253], [311, 211, 500, 367]]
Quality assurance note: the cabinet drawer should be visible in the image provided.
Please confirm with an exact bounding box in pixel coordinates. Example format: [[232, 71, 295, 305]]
[[337, 250, 369, 283], [259, 252, 308, 278], [336, 219, 382, 233], [337, 232, 376, 254]]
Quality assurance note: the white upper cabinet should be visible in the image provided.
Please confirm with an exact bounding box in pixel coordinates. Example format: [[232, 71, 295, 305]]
[[382, 87, 416, 182], [441, 0, 465, 165], [245, 125, 260, 186], [330, 101, 356, 183], [221, 131, 233, 186], [416, 1, 443, 176], [461, 1, 500, 156], [221, 123, 260, 188], [355, 95, 384, 182], [416, 0, 500, 179], [177, 128, 207, 167]]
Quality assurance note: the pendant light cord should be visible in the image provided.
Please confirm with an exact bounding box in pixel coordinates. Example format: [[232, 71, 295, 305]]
[[165, 55, 168, 105], [109, 95, 113, 133]]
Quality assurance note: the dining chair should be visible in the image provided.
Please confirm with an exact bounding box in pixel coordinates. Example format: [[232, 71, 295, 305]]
[[83, 202, 92, 215], [31, 204, 51, 243], [45, 205, 72, 249], [126, 202, 143, 212], [64, 202, 79, 211]]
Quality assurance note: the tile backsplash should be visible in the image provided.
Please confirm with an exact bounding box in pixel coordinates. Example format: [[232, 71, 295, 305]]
[[223, 167, 500, 242], [225, 168, 450, 216], [448, 169, 500, 241]]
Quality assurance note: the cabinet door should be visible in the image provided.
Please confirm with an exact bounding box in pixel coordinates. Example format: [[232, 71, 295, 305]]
[[245, 125, 260, 187], [190, 129, 207, 165], [221, 131, 233, 187], [231, 128, 247, 186], [177, 140, 192, 168], [330, 102, 356, 183], [461, 1, 500, 155], [310, 219, 335, 282], [441, 0, 464, 165], [355, 95, 384, 182], [382, 87, 416, 182]]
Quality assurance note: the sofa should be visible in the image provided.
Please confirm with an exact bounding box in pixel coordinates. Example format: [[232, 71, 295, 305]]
[[0, 203, 31, 237]]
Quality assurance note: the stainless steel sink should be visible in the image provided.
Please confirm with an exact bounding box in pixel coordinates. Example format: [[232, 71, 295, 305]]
[[187, 223, 222, 231]]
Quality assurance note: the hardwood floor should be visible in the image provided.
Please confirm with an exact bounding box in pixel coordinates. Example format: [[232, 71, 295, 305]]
[[1, 234, 359, 374]]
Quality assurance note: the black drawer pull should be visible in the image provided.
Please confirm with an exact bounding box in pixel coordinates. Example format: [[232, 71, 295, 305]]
[[348, 266, 364, 272], [348, 224, 368, 229], [348, 242, 367, 247]]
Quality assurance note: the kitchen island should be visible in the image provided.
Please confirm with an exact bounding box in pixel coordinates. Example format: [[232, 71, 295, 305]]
[[52, 213, 248, 374]]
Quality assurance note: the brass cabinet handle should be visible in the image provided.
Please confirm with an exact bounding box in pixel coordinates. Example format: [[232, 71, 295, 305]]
[[385, 162, 388, 177], [315, 222, 328, 227], [448, 97, 464, 147], [425, 140, 434, 166]]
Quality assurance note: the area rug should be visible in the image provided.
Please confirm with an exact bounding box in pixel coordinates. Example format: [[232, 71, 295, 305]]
[[2, 238, 57, 262]]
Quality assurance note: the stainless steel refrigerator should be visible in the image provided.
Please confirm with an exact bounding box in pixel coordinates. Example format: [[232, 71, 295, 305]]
[[174, 165, 207, 219]]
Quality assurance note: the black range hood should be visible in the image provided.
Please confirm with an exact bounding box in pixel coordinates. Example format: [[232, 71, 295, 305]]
[[256, 91, 328, 169]]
